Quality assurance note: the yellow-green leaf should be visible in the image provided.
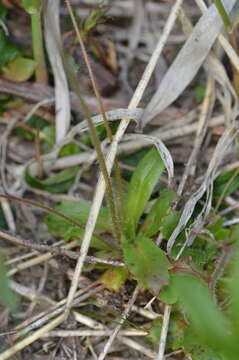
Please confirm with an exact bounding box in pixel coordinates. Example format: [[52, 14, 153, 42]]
[[3, 56, 36, 82], [100, 267, 128, 291]]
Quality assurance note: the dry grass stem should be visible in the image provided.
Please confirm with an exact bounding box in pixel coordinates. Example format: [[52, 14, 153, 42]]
[[177, 76, 215, 196], [0, 314, 66, 360], [98, 286, 139, 360], [156, 304, 171, 360], [44, 329, 148, 337], [44, 0, 70, 142], [118, 336, 157, 359]]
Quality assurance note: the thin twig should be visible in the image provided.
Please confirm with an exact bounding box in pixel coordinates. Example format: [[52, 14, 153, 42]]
[[156, 305, 171, 360], [0, 193, 84, 229], [0, 230, 124, 268], [98, 286, 139, 360], [43, 329, 147, 337], [14, 283, 103, 339], [119, 336, 157, 359], [177, 76, 215, 196], [0, 313, 66, 360]]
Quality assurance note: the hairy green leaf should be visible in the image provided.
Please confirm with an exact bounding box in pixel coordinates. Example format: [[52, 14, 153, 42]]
[[184, 326, 225, 360], [123, 236, 170, 295], [172, 273, 235, 356]]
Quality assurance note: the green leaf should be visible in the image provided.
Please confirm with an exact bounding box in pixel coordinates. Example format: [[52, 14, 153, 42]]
[[214, 169, 239, 198], [100, 267, 128, 291], [45, 200, 113, 236], [122, 149, 148, 169], [140, 188, 177, 237], [180, 246, 217, 265], [0, 4, 7, 21], [3, 56, 36, 82], [0, 96, 12, 116], [22, 0, 42, 14], [25, 166, 79, 194], [158, 280, 178, 304], [207, 216, 230, 241], [41, 125, 55, 152], [229, 224, 239, 245], [0, 29, 19, 69], [82, 7, 107, 34], [125, 148, 165, 239], [168, 313, 187, 350], [227, 247, 239, 336], [65, 11, 82, 31], [0, 253, 18, 313], [59, 142, 81, 157], [147, 318, 162, 344], [15, 115, 48, 140], [123, 236, 170, 295], [161, 210, 182, 240], [172, 273, 234, 356], [148, 313, 186, 349], [184, 326, 225, 360], [64, 226, 114, 251], [0, 206, 8, 229], [195, 83, 206, 102]]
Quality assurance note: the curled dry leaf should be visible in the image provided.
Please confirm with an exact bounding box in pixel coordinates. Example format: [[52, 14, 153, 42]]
[[141, 0, 237, 128]]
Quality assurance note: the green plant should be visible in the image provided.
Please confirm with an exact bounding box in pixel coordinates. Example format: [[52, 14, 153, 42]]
[[44, 140, 239, 358], [22, 0, 48, 84], [0, 3, 36, 81], [2, 2, 239, 359]]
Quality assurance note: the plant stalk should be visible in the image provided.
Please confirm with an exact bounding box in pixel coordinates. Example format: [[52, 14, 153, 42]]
[[63, 53, 122, 242], [31, 12, 48, 84], [64, 0, 124, 240]]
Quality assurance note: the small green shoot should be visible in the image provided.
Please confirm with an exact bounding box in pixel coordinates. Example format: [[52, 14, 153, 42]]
[[195, 83, 206, 102]]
